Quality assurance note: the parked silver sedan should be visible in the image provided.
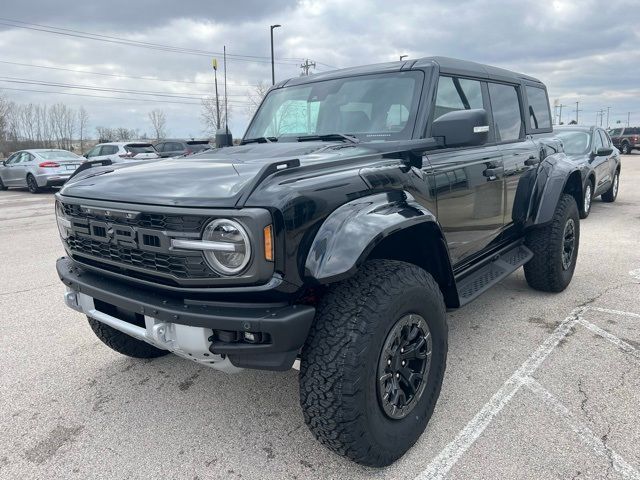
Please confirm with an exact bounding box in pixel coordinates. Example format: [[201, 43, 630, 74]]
[[0, 149, 84, 193]]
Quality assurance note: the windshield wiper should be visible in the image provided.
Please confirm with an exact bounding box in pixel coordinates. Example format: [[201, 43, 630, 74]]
[[295, 133, 360, 144], [241, 136, 278, 145]]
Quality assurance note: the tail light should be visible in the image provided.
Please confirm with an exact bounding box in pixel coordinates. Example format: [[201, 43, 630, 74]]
[[39, 161, 60, 168], [185, 149, 193, 155]]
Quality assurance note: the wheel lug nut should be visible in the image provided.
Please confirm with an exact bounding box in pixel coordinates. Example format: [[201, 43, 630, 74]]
[[400, 348, 404, 353], [396, 373, 400, 378], [402, 360, 406, 366], [387, 359, 391, 365]]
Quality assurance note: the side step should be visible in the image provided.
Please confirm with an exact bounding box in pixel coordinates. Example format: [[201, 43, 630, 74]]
[[456, 244, 533, 307]]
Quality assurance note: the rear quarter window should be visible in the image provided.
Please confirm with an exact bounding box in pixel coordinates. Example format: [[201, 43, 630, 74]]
[[525, 86, 551, 130]]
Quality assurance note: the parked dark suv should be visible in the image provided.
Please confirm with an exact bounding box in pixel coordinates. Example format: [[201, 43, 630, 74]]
[[154, 139, 212, 157], [608, 126, 640, 154], [55, 57, 584, 467]]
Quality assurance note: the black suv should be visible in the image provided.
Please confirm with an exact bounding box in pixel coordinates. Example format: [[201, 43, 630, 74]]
[[154, 139, 212, 157], [608, 126, 640, 154], [55, 57, 584, 467]]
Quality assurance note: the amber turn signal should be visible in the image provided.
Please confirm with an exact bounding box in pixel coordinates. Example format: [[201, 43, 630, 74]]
[[263, 224, 274, 261]]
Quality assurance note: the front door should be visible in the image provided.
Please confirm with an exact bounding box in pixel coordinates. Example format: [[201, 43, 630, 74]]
[[420, 75, 505, 266]]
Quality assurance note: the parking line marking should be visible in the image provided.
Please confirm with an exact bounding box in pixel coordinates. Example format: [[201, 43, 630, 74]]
[[414, 308, 583, 480], [630, 269, 640, 281], [578, 318, 640, 361], [523, 378, 640, 479], [587, 307, 640, 319]]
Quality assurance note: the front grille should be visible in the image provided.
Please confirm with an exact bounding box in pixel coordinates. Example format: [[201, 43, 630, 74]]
[[66, 236, 211, 279], [62, 203, 206, 233], [61, 202, 218, 283]]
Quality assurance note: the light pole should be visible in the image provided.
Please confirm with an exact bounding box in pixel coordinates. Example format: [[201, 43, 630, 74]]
[[270, 24, 281, 85], [212, 58, 220, 129], [400, 55, 408, 61]]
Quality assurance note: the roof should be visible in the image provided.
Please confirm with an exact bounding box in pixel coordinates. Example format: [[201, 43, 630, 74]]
[[282, 56, 543, 87], [554, 125, 597, 132]]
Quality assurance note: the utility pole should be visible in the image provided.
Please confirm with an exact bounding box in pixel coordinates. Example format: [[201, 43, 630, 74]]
[[606, 106, 611, 128], [575, 101, 581, 124], [270, 24, 281, 85], [224, 45, 228, 135], [627, 112, 631, 127], [400, 55, 408, 61], [558, 104, 565, 124], [300, 59, 316, 76], [212, 58, 220, 129]]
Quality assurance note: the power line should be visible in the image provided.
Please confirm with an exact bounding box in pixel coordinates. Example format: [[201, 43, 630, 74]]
[[0, 60, 263, 88], [0, 18, 306, 66], [0, 75, 252, 98]]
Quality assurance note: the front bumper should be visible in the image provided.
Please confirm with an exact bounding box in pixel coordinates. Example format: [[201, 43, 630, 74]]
[[57, 256, 315, 371]]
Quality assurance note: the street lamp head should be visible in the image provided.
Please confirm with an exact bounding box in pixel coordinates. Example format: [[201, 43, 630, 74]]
[[400, 55, 408, 61], [271, 24, 282, 30]]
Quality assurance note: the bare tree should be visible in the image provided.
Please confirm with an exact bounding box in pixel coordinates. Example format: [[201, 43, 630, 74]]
[[78, 107, 89, 153], [148, 109, 167, 140], [96, 126, 115, 143], [201, 96, 231, 136], [246, 81, 270, 117]]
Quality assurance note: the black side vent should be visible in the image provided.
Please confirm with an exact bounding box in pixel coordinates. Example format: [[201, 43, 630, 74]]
[[142, 234, 161, 248]]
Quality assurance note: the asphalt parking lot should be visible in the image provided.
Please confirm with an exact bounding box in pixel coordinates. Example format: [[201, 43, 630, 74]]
[[1, 155, 639, 480]]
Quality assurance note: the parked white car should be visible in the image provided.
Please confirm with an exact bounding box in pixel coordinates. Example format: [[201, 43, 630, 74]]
[[84, 142, 159, 163], [0, 149, 84, 193]]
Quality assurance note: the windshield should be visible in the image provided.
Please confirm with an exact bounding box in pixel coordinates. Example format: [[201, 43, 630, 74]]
[[245, 71, 424, 142], [556, 131, 591, 155], [38, 150, 81, 160]]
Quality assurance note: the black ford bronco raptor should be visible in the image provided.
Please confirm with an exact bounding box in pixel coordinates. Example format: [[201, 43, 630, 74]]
[[56, 56, 583, 466]]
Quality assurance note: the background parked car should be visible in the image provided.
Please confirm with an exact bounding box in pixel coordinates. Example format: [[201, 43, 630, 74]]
[[154, 139, 212, 158], [0, 149, 84, 193], [553, 125, 621, 218], [608, 126, 640, 154], [84, 142, 159, 163]]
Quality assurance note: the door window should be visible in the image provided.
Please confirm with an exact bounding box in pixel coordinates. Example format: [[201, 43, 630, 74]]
[[100, 145, 118, 155], [593, 130, 604, 152], [598, 129, 611, 147], [525, 86, 551, 130], [434, 76, 483, 120], [155, 143, 165, 152], [5, 152, 21, 164], [488, 83, 523, 142]]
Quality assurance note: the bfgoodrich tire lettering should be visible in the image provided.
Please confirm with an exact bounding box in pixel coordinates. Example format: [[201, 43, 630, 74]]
[[88, 317, 169, 359], [524, 193, 579, 292], [299, 259, 448, 467]]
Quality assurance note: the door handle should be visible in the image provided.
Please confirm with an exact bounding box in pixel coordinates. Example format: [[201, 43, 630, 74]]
[[524, 156, 540, 166]]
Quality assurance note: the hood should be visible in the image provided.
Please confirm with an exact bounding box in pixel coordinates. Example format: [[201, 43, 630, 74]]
[[60, 141, 366, 207]]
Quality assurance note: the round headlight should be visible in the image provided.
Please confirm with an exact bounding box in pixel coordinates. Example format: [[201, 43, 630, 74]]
[[55, 201, 69, 240], [202, 219, 251, 275]]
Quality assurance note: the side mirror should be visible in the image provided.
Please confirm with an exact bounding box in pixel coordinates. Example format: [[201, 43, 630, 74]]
[[215, 128, 233, 148], [596, 146, 613, 156], [431, 109, 489, 148]]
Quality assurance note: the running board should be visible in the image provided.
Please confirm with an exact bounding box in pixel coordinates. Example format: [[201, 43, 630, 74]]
[[456, 244, 533, 307]]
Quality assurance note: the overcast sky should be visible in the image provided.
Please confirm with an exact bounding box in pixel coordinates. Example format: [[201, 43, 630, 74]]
[[0, 0, 638, 140]]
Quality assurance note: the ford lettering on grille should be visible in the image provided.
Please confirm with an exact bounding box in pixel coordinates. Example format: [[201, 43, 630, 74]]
[[70, 218, 169, 252]]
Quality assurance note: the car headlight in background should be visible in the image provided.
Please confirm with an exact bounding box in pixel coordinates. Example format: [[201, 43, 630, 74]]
[[201, 219, 252, 275], [55, 201, 71, 240]]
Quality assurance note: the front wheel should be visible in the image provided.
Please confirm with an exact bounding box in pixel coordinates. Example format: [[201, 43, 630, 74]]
[[579, 181, 593, 219], [621, 143, 631, 155], [601, 171, 619, 203], [524, 193, 579, 292], [299, 260, 448, 467]]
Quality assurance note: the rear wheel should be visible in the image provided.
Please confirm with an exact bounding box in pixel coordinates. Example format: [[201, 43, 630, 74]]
[[524, 193, 579, 293], [601, 171, 619, 203], [88, 317, 169, 359], [0, 177, 7, 191], [299, 260, 448, 467], [26, 174, 41, 193], [621, 142, 631, 155]]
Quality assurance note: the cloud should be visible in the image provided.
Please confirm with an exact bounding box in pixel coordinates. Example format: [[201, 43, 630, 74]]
[[0, 0, 638, 138]]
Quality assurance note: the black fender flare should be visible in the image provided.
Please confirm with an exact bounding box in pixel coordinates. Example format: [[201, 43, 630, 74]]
[[304, 190, 453, 286], [530, 152, 583, 226]]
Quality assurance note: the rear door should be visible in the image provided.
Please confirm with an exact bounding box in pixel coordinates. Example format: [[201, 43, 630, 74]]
[[592, 129, 613, 194], [496, 83, 547, 230], [8, 152, 29, 185], [422, 75, 505, 266], [2, 152, 23, 185]]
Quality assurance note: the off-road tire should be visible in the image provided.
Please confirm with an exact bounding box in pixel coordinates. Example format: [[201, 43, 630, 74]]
[[0, 177, 7, 191], [26, 174, 41, 193], [579, 180, 593, 219], [524, 193, 579, 292], [621, 142, 631, 155], [299, 260, 448, 467], [601, 170, 619, 203], [88, 316, 169, 359]]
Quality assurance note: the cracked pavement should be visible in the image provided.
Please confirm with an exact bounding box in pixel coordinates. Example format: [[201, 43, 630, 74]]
[[1, 154, 639, 480]]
